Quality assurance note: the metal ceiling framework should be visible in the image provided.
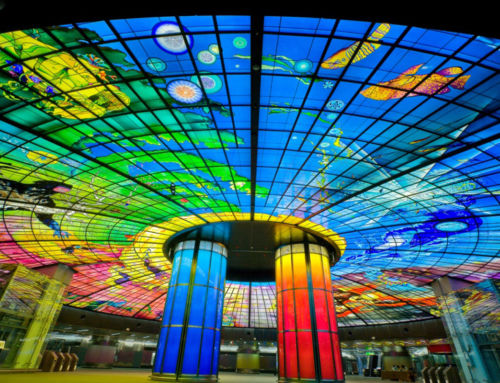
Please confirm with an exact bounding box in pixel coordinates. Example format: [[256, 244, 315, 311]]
[[0, 11, 498, 328]]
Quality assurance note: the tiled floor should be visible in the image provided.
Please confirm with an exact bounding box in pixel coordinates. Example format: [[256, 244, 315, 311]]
[[0, 369, 399, 382], [220, 372, 395, 382]]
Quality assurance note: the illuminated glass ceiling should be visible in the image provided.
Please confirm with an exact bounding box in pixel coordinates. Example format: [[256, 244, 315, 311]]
[[0, 15, 499, 328]]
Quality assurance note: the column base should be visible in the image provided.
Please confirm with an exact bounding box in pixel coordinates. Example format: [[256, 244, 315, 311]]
[[278, 378, 344, 383], [150, 373, 218, 383]]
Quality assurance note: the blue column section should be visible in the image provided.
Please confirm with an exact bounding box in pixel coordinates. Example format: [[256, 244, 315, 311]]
[[152, 240, 227, 382]]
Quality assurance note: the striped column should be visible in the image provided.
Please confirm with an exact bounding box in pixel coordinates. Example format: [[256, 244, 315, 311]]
[[276, 243, 344, 382], [152, 239, 227, 382]]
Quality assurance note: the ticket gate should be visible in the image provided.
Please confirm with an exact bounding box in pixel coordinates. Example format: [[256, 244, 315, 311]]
[[428, 366, 438, 383], [53, 352, 65, 371], [435, 366, 446, 383], [443, 365, 461, 383], [68, 353, 79, 371], [422, 367, 431, 383], [39, 350, 58, 372]]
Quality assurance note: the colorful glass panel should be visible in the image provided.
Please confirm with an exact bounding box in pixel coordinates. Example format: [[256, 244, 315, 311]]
[[0, 15, 498, 327]]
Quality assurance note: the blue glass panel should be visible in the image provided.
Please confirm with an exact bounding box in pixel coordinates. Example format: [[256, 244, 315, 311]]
[[195, 249, 211, 284], [179, 15, 214, 32], [182, 327, 202, 374], [212, 331, 221, 373], [153, 327, 168, 373], [169, 254, 181, 284], [170, 285, 188, 325], [215, 286, 225, 327], [177, 250, 194, 284], [188, 285, 207, 326], [203, 288, 218, 328], [162, 287, 176, 324], [219, 257, 227, 288], [199, 329, 215, 374], [216, 15, 251, 31], [162, 327, 182, 373], [208, 253, 222, 287]]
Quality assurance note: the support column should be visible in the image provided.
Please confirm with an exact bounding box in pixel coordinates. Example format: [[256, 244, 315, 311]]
[[276, 243, 344, 383], [152, 239, 227, 382], [432, 277, 497, 383], [0, 263, 74, 369], [356, 356, 363, 376]]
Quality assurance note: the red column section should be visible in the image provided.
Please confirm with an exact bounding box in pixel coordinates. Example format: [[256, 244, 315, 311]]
[[321, 254, 344, 380], [276, 244, 344, 382], [311, 253, 335, 380], [276, 258, 285, 378]]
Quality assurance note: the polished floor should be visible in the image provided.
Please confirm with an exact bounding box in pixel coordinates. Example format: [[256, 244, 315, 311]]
[[0, 369, 402, 383]]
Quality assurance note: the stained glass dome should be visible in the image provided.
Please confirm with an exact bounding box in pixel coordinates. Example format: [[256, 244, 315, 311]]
[[0, 12, 498, 328]]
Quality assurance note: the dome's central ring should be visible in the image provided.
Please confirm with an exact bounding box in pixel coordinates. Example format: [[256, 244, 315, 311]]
[[163, 220, 342, 282]]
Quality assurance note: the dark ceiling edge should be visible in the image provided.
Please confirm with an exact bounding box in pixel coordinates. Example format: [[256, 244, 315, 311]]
[[337, 318, 447, 341], [58, 305, 446, 340], [0, 3, 498, 38], [58, 306, 162, 334]]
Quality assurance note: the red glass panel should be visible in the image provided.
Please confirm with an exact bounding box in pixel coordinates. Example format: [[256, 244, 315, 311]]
[[277, 290, 283, 332], [326, 291, 338, 332], [318, 331, 334, 380], [314, 290, 329, 330], [283, 290, 295, 330], [331, 332, 344, 379], [284, 331, 298, 378], [294, 289, 311, 329], [278, 332, 285, 378], [297, 331, 315, 379]]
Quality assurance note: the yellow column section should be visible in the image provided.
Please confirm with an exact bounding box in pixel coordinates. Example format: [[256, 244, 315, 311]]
[[10, 264, 73, 370], [12, 277, 66, 369]]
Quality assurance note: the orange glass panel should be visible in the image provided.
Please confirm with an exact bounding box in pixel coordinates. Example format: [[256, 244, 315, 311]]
[[281, 254, 293, 290], [292, 252, 307, 288], [322, 256, 333, 291], [276, 256, 282, 291], [309, 252, 325, 289]]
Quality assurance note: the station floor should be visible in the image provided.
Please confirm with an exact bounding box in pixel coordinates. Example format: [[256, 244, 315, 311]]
[[0, 369, 402, 383]]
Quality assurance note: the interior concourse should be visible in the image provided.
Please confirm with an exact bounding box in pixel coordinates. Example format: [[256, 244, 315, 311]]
[[0, 3, 498, 383]]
